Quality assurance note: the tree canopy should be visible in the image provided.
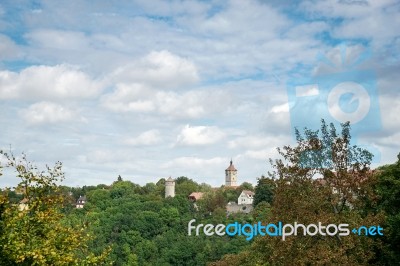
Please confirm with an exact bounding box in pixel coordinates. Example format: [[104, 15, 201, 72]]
[[213, 120, 387, 265], [0, 150, 110, 265]]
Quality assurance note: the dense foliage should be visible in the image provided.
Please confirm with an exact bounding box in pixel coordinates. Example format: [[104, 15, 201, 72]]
[[0, 151, 109, 265], [253, 176, 274, 207], [212, 120, 399, 266], [0, 151, 253, 265], [373, 154, 400, 265], [64, 178, 251, 266]]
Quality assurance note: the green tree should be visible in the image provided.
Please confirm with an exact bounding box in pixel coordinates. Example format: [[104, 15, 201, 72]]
[[198, 190, 226, 214], [373, 153, 400, 264], [142, 183, 157, 195], [213, 120, 384, 265], [0, 151, 110, 265], [222, 187, 240, 203], [110, 181, 138, 199], [253, 176, 274, 207], [252, 201, 271, 221], [239, 182, 254, 191], [175, 176, 200, 197], [261, 120, 383, 265]]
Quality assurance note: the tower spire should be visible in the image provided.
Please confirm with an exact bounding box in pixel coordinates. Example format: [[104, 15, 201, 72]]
[[225, 159, 237, 187]]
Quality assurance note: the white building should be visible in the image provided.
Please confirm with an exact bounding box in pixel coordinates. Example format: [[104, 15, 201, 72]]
[[238, 190, 255, 205], [165, 177, 175, 198], [76, 195, 86, 208], [225, 160, 238, 187]]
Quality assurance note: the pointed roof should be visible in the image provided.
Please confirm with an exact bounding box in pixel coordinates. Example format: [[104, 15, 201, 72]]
[[77, 195, 86, 202], [225, 160, 237, 171], [166, 176, 175, 182], [241, 190, 255, 197]]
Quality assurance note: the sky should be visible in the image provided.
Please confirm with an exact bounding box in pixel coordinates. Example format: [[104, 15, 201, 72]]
[[0, 0, 399, 188]]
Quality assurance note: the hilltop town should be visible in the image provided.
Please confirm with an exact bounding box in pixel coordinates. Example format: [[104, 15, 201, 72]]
[[164, 160, 255, 215], [73, 160, 256, 215]]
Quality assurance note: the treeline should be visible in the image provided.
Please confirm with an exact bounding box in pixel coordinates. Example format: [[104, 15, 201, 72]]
[[62, 178, 255, 265], [0, 150, 257, 265]]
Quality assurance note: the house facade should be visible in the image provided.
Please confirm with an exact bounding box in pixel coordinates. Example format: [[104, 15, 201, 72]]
[[76, 195, 86, 208], [238, 190, 254, 205], [226, 190, 255, 214]]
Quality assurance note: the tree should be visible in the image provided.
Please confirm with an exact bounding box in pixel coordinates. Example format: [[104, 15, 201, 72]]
[[142, 183, 157, 195], [372, 153, 400, 264], [239, 182, 254, 191], [197, 190, 226, 214], [222, 187, 240, 203], [252, 201, 271, 221], [212, 120, 384, 265], [110, 181, 139, 199], [0, 151, 110, 265], [253, 176, 274, 207], [260, 120, 383, 265], [175, 176, 200, 197]]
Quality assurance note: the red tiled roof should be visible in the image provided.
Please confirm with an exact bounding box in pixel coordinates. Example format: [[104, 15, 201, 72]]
[[242, 190, 255, 196], [225, 160, 237, 171], [189, 192, 204, 201]]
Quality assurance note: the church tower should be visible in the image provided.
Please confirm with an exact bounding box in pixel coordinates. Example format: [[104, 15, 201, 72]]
[[225, 160, 237, 187], [165, 177, 175, 198]]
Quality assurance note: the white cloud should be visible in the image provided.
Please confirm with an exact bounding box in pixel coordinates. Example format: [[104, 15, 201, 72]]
[[176, 125, 225, 146], [0, 34, 20, 60], [125, 130, 162, 146], [301, 0, 400, 47], [101, 82, 230, 119], [25, 29, 89, 50], [194, 0, 288, 38], [19, 102, 80, 125], [101, 83, 156, 112], [378, 95, 400, 132], [243, 149, 272, 160], [0, 64, 103, 100], [333, 12, 400, 45], [271, 103, 289, 114], [162, 156, 225, 169], [155, 90, 206, 118], [301, 0, 396, 19], [110, 50, 199, 90], [100, 51, 212, 118], [84, 150, 113, 164], [228, 135, 285, 150], [0, 0, 398, 188]]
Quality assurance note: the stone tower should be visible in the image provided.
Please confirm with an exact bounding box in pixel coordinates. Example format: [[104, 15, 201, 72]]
[[225, 160, 237, 187], [165, 177, 175, 198]]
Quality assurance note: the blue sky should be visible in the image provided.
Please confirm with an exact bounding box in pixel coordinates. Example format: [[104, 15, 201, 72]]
[[0, 0, 399, 187]]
